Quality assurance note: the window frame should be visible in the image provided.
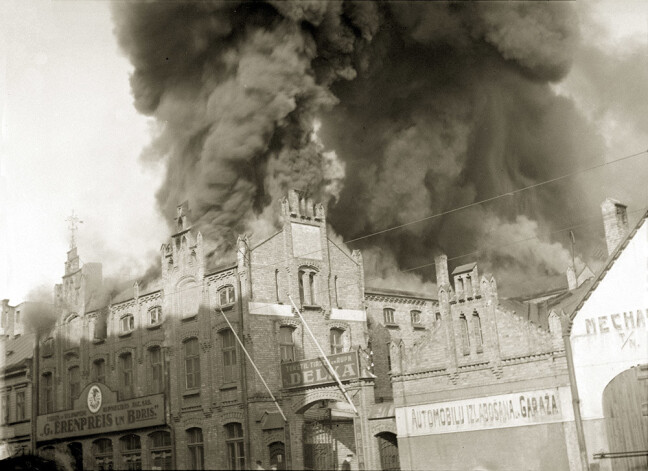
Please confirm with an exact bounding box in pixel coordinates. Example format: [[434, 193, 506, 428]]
[[279, 326, 295, 362], [410, 310, 422, 326], [93, 358, 106, 384], [225, 423, 245, 470], [93, 438, 113, 471], [383, 308, 395, 325], [330, 328, 344, 355], [184, 338, 201, 391], [459, 314, 470, 355], [187, 428, 204, 470], [120, 314, 135, 334], [1, 394, 8, 424], [149, 347, 164, 394], [472, 312, 484, 352], [16, 390, 26, 421], [218, 285, 236, 307], [222, 330, 238, 384], [119, 352, 134, 399], [68, 365, 80, 408], [42, 372, 53, 414], [149, 431, 172, 470], [119, 434, 141, 470], [148, 306, 162, 326]]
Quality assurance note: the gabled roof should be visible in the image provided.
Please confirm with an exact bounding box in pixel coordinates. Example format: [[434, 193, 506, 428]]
[[452, 262, 476, 275], [568, 209, 648, 321]]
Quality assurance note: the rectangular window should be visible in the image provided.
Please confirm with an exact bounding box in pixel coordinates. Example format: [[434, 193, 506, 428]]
[[42, 373, 53, 414], [187, 428, 204, 470], [279, 327, 295, 362], [68, 366, 80, 408], [222, 330, 238, 383], [226, 423, 245, 470], [1, 395, 8, 424], [150, 347, 164, 393], [185, 339, 201, 390], [411, 310, 422, 326], [330, 329, 344, 354], [16, 390, 25, 421], [93, 359, 106, 384], [120, 353, 134, 399], [219, 286, 235, 306], [383, 308, 395, 325]]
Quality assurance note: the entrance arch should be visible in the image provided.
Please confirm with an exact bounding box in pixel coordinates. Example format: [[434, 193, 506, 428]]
[[602, 365, 648, 470], [376, 432, 400, 471]]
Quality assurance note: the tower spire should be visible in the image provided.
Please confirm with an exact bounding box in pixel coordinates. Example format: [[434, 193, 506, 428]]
[[66, 210, 83, 249]]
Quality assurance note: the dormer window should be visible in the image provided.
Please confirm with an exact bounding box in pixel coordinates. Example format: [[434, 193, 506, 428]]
[[120, 314, 135, 334], [149, 306, 162, 326], [219, 286, 236, 307]]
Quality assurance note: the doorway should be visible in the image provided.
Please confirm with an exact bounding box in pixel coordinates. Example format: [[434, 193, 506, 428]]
[[376, 433, 400, 471]]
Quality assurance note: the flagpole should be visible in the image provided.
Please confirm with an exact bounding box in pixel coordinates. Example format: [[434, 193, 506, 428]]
[[218, 307, 287, 422], [287, 295, 358, 415]]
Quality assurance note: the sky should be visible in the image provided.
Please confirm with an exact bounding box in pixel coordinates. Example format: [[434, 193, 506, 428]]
[[1, 0, 648, 304]]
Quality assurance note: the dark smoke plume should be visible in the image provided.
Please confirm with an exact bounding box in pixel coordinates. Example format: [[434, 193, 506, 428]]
[[112, 1, 611, 296]]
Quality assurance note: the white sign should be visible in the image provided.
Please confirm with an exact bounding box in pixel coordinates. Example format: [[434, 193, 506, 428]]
[[395, 387, 572, 437], [87, 385, 102, 413]]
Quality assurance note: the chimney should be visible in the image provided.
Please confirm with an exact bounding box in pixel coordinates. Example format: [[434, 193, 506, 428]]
[[435, 254, 450, 287], [601, 198, 629, 255], [566, 263, 577, 291]]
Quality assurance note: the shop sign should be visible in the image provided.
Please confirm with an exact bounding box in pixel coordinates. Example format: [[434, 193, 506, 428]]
[[281, 352, 359, 389], [395, 387, 572, 437], [37, 383, 165, 440]]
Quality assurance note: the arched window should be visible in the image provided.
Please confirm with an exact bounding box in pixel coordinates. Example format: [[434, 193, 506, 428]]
[[330, 328, 345, 354], [225, 423, 245, 470], [120, 434, 141, 470], [219, 285, 236, 306], [92, 438, 113, 471], [279, 326, 295, 362], [383, 308, 395, 325], [184, 338, 201, 390], [41, 372, 53, 413], [435, 312, 442, 323], [120, 314, 134, 334], [149, 431, 172, 470], [187, 428, 204, 470], [221, 330, 238, 383], [68, 366, 80, 408], [149, 347, 163, 393], [269, 441, 286, 470], [472, 312, 483, 352], [119, 353, 134, 399], [410, 310, 422, 326], [149, 306, 162, 326], [93, 359, 106, 384], [459, 314, 470, 355]]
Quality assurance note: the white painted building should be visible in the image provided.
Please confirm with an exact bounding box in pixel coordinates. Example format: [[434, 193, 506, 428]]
[[568, 199, 648, 471]]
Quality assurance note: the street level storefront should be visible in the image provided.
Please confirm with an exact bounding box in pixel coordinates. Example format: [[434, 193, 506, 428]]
[[278, 351, 376, 471], [36, 383, 170, 470], [568, 203, 648, 471]]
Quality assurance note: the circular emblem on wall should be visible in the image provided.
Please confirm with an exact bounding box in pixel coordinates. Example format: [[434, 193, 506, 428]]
[[87, 385, 102, 413]]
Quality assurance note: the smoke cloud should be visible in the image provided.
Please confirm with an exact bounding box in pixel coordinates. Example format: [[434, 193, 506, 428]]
[[111, 1, 614, 296]]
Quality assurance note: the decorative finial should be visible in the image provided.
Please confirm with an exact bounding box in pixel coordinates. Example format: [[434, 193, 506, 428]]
[[66, 210, 83, 249]]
